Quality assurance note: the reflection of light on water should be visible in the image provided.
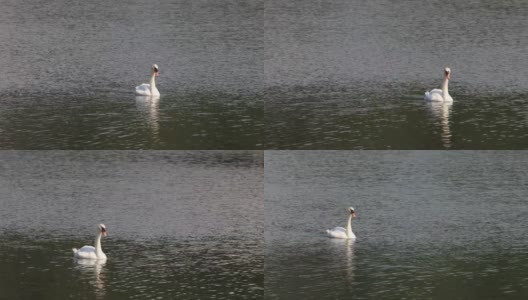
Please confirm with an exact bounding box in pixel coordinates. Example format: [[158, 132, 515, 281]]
[[330, 238, 356, 282], [75, 258, 106, 300], [135, 96, 160, 143], [345, 239, 355, 281], [426, 101, 453, 149]]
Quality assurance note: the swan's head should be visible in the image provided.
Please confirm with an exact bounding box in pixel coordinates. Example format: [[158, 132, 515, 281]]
[[152, 64, 159, 77], [444, 67, 451, 80], [348, 207, 356, 218], [98, 224, 107, 237]]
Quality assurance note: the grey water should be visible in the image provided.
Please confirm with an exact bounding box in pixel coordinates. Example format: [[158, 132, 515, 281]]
[[265, 0, 528, 149], [0, 0, 263, 149], [265, 151, 528, 299], [0, 151, 263, 299]]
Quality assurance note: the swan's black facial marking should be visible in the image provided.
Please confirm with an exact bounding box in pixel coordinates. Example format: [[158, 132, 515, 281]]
[[101, 227, 106, 233], [154, 67, 159, 72]]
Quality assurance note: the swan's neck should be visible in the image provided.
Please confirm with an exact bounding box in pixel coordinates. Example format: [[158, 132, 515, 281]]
[[442, 77, 449, 97], [346, 215, 353, 238], [94, 232, 103, 257], [149, 72, 157, 90]]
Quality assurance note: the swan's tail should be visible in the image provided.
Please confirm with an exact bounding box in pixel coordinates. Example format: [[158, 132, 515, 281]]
[[72, 248, 78, 254]]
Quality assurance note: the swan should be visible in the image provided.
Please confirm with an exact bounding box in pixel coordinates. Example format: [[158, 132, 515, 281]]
[[326, 207, 357, 239], [424, 67, 453, 102], [73, 224, 107, 260], [135, 64, 160, 96]]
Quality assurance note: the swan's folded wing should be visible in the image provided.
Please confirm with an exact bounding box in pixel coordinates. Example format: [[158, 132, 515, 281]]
[[78, 245, 96, 252], [135, 83, 151, 96], [326, 227, 348, 238], [424, 91, 431, 100], [74, 246, 97, 259], [424, 89, 444, 101]]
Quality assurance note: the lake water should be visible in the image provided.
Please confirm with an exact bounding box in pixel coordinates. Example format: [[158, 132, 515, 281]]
[[265, 0, 528, 149], [265, 151, 528, 299], [0, 0, 263, 149], [0, 151, 263, 299]]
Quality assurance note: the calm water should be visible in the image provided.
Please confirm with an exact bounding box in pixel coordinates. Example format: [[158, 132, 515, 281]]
[[265, 151, 528, 299], [0, 151, 263, 299], [0, 0, 263, 149], [265, 0, 528, 149]]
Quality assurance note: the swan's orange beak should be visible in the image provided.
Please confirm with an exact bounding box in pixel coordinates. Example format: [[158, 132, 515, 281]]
[[352, 212, 356, 218], [155, 71, 159, 77], [102, 229, 107, 237]]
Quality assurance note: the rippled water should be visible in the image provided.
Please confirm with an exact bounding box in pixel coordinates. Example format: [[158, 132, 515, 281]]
[[265, 0, 528, 149], [0, 0, 263, 149], [0, 151, 263, 299], [265, 151, 528, 299], [0, 93, 263, 149]]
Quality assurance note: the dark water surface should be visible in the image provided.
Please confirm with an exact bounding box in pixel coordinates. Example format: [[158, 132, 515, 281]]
[[0, 0, 263, 149], [265, 151, 528, 299], [0, 93, 263, 149], [0, 151, 263, 299], [265, 0, 528, 149]]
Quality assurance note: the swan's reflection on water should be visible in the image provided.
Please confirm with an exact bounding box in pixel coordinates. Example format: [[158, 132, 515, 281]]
[[135, 96, 160, 143], [329, 238, 356, 282], [426, 101, 453, 148], [74, 258, 106, 300]]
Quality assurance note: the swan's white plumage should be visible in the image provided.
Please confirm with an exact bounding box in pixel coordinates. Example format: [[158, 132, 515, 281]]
[[424, 67, 453, 102], [135, 83, 153, 96], [326, 227, 349, 239], [73, 246, 103, 260], [326, 207, 357, 239], [73, 224, 107, 260], [135, 64, 160, 96], [424, 89, 445, 102]]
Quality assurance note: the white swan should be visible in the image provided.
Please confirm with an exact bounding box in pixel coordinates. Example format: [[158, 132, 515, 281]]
[[135, 64, 160, 96], [326, 207, 357, 239], [73, 224, 107, 260], [424, 67, 453, 102]]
